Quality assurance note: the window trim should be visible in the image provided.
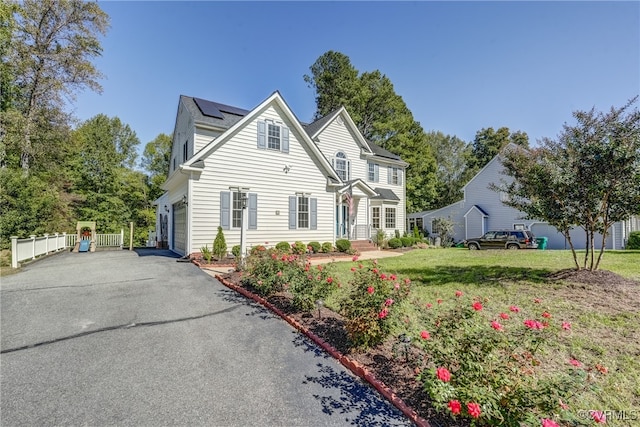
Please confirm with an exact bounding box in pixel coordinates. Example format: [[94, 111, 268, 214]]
[[231, 191, 243, 229], [297, 195, 310, 229], [333, 151, 350, 181], [385, 207, 396, 229], [267, 122, 281, 151], [372, 207, 381, 229]]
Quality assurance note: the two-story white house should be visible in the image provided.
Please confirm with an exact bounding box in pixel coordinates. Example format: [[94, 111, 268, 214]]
[[155, 91, 407, 256], [408, 144, 639, 250]]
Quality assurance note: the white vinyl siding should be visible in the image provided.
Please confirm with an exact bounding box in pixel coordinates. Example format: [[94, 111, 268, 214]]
[[315, 116, 366, 181], [189, 105, 333, 252]]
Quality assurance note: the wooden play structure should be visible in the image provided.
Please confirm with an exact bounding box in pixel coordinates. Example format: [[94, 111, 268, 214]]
[[72, 221, 96, 252]]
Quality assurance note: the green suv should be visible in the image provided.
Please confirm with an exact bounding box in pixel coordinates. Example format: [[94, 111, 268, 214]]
[[464, 230, 538, 250]]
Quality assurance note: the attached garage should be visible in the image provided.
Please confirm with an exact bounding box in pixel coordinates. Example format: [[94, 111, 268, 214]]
[[530, 223, 613, 250], [172, 203, 187, 255]]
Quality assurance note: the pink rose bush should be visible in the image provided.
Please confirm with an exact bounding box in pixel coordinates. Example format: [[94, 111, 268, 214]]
[[341, 260, 412, 348], [416, 292, 608, 425]]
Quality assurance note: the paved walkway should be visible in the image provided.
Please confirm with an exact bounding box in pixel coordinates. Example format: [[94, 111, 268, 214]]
[[1, 249, 412, 426]]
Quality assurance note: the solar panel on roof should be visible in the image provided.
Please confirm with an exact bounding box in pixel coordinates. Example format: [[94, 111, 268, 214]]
[[193, 97, 224, 119], [215, 103, 249, 116]]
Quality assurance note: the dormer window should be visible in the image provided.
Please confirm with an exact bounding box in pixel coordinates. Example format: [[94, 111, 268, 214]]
[[333, 151, 350, 181]]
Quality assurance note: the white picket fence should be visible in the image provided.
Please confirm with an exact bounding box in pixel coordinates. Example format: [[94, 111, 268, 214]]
[[11, 230, 124, 268]]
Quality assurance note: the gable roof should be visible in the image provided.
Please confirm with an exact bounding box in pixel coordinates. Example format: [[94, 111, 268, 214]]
[[462, 142, 525, 192], [184, 91, 341, 182], [304, 109, 404, 163], [464, 205, 489, 217]]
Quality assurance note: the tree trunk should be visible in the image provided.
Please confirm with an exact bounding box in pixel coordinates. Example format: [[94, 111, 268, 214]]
[[583, 229, 590, 269], [594, 227, 609, 271], [565, 233, 580, 270], [589, 230, 596, 270]]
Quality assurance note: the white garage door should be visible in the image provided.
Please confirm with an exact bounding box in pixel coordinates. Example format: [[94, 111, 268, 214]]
[[173, 203, 186, 255]]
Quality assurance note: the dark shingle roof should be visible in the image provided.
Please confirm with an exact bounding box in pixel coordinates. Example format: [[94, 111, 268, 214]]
[[181, 95, 248, 130], [302, 110, 340, 138], [364, 140, 401, 161], [372, 188, 400, 201]]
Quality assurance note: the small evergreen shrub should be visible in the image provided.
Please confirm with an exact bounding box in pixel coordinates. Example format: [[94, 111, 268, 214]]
[[321, 242, 333, 253], [292, 241, 307, 255], [627, 231, 640, 249], [275, 241, 291, 252], [308, 241, 321, 253], [213, 226, 227, 259], [373, 229, 387, 248], [232, 245, 241, 258], [201, 245, 213, 262], [400, 236, 413, 247], [335, 239, 351, 253], [388, 237, 402, 249]]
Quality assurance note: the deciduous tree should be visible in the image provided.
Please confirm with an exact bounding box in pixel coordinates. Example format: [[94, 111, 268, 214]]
[[495, 98, 640, 271]]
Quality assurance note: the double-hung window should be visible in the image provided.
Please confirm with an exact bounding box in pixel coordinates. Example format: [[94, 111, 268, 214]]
[[388, 167, 401, 185], [289, 195, 317, 230], [297, 196, 309, 229], [232, 192, 243, 228], [368, 162, 379, 182], [257, 120, 290, 153], [385, 208, 396, 229], [267, 123, 281, 150], [372, 207, 380, 229]]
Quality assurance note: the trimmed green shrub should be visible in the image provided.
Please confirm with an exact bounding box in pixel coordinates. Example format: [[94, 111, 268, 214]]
[[308, 241, 321, 253], [321, 242, 333, 253], [275, 241, 291, 252], [627, 231, 640, 249], [232, 245, 241, 258], [292, 241, 307, 255], [213, 226, 227, 259], [335, 239, 351, 253], [400, 237, 413, 247], [388, 237, 402, 249]]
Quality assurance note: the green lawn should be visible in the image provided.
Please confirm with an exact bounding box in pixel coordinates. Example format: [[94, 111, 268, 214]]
[[324, 248, 640, 421]]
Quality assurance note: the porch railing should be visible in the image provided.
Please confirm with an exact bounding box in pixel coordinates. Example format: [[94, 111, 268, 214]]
[[352, 224, 372, 240], [11, 230, 124, 268]]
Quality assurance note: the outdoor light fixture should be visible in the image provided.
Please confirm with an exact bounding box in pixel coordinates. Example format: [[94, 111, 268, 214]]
[[315, 299, 324, 319], [181, 194, 188, 206], [164, 205, 169, 213], [398, 334, 412, 363]]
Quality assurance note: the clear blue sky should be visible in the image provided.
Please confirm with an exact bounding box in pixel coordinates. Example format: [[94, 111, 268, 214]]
[[72, 1, 639, 157]]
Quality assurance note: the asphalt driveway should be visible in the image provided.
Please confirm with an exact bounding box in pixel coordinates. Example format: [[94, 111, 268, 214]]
[[0, 249, 412, 426]]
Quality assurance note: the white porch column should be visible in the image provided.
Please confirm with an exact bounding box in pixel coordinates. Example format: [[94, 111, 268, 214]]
[[338, 196, 343, 239]]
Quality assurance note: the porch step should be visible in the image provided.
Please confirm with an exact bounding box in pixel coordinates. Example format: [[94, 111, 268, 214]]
[[350, 239, 378, 252]]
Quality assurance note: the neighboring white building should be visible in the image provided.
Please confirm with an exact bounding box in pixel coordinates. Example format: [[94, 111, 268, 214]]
[[156, 91, 407, 256], [408, 145, 640, 250]]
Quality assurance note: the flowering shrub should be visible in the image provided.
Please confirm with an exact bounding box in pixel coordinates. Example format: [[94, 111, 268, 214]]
[[340, 261, 411, 348], [416, 292, 607, 425], [241, 248, 336, 310]]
